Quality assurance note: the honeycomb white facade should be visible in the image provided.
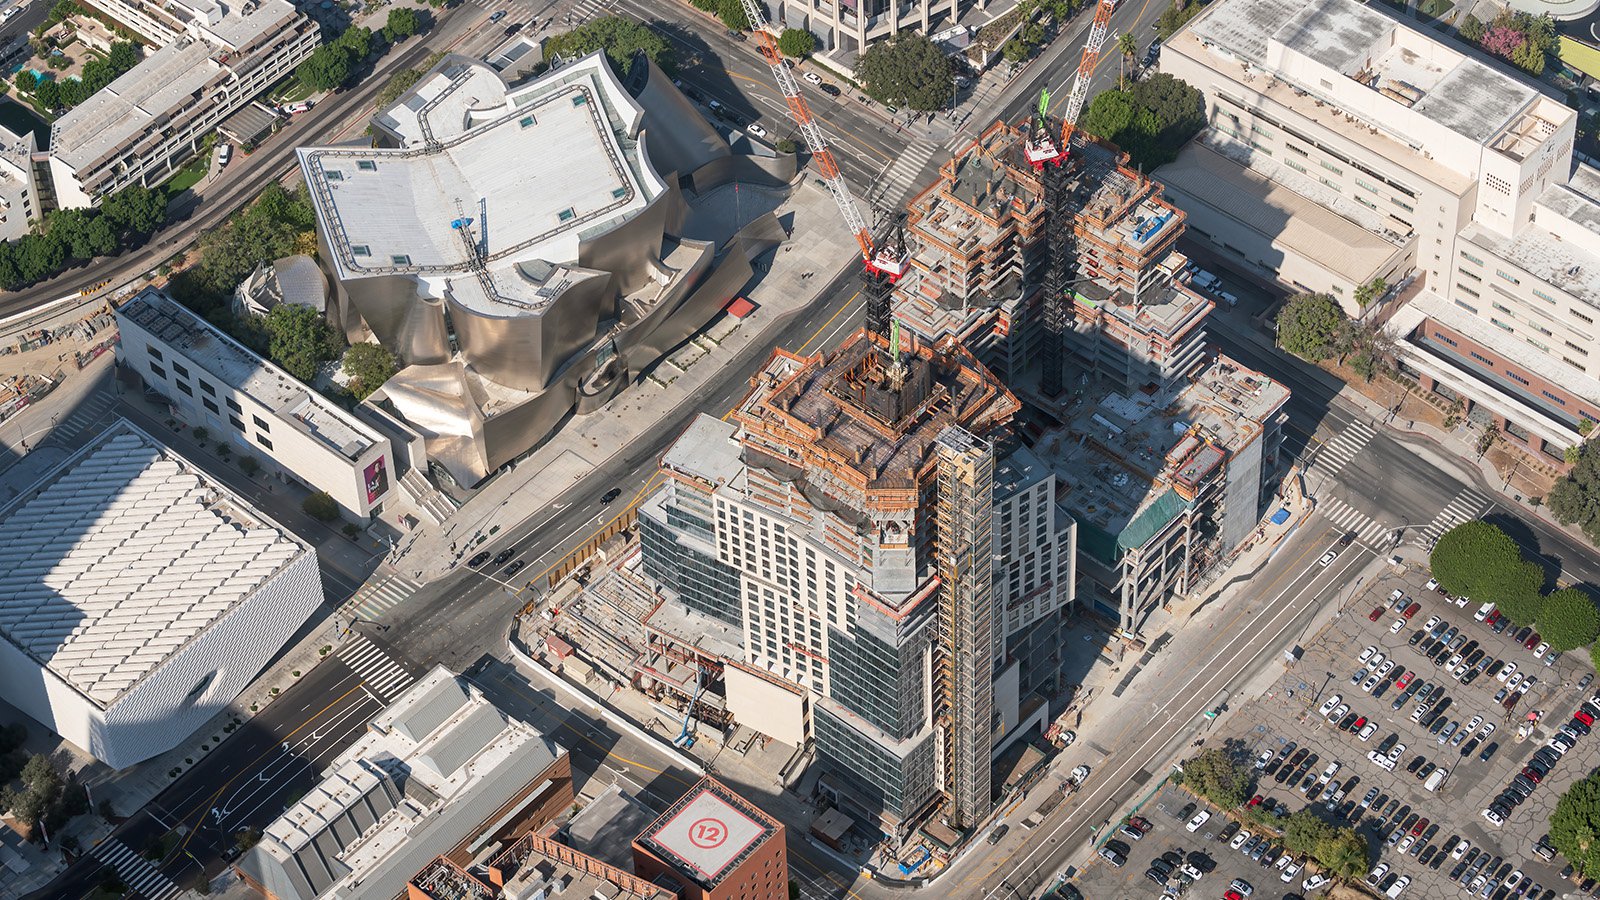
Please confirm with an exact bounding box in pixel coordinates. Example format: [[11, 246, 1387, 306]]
[[0, 420, 322, 769]]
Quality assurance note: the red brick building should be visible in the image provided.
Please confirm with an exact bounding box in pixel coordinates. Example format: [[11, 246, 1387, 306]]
[[632, 777, 788, 900]]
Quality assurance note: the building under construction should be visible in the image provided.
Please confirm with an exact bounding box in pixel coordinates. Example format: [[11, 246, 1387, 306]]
[[634, 328, 1077, 845], [1031, 354, 1289, 633], [895, 120, 1206, 395]]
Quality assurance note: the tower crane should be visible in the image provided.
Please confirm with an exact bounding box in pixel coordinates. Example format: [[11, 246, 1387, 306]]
[[737, 0, 908, 336], [1025, 0, 1119, 396], [1025, 0, 1118, 169]]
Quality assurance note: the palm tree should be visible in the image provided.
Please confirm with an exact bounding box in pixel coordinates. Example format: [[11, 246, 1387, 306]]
[[1117, 32, 1138, 84]]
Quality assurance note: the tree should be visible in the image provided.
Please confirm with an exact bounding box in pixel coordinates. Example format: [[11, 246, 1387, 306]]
[[1077, 74, 1204, 169], [777, 28, 815, 58], [1276, 293, 1346, 360], [264, 304, 341, 382], [1117, 31, 1137, 82], [14, 69, 36, 92], [101, 184, 168, 236], [1553, 771, 1600, 878], [543, 16, 674, 77], [343, 342, 397, 399], [337, 25, 373, 62], [1081, 90, 1136, 141], [1459, 13, 1487, 42], [1550, 440, 1600, 546], [302, 491, 340, 522], [297, 44, 352, 91], [1354, 276, 1388, 307], [385, 6, 420, 38], [1538, 588, 1600, 652], [1317, 828, 1370, 879], [375, 67, 424, 109], [1429, 520, 1544, 623], [1155, 0, 1204, 39], [1180, 748, 1251, 809], [33, 78, 60, 110], [855, 32, 952, 111]]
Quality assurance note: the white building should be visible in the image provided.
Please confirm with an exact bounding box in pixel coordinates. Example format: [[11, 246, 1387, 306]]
[[236, 666, 571, 900], [0, 420, 321, 770], [47, 0, 317, 206], [1158, 0, 1600, 459], [117, 286, 397, 519], [0, 123, 38, 242]]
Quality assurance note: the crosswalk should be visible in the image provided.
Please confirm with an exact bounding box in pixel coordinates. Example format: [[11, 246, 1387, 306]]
[[1312, 421, 1376, 478], [91, 838, 180, 900], [1416, 488, 1493, 548], [345, 574, 421, 622], [1318, 496, 1391, 545], [49, 393, 115, 446], [336, 635, 415, 703], [869, 141, 937, 206]]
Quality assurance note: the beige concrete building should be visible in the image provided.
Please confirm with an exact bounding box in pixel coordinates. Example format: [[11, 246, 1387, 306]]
[[47, 0, 317, 206], [1159, 0, 1599, 460]]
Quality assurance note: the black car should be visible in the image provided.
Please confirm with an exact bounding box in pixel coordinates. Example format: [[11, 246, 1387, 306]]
[[493, 546, 516, 565], [1407, 755, 1427, 774], [820, 83, 841, 96], [1152, 856, 1176, 875], [503, 20, 523, 34], [503, 559, 526, 578], [1574, 718, 1593, 736], [1421, 845, 1438, 865], [1410, 630, 1427, 646], [1515, 626, 1533, 643], [601, 487, 624, 504], [1493, 616, 1511, 633], [1452, 861, 1471, 880], [1145, 869, 1168, 886], [1179, 802, 1198, 820], [1462, 668, 1482, 686], [1460, 737, 1481, 757], [1188, 851, 1216, 873], [1055, 885, 1084, 900], [1219, 822, 1240, 842], [468, 550, 492, 567]]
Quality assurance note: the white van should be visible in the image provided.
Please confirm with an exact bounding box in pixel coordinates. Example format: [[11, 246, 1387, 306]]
[[216, 142, 232, 166], [1424, 767, 1448, 792]]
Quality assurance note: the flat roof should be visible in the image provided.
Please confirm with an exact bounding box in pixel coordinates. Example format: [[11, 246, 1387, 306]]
[[1461, 196, 1600, 312], [660, 415, 743, 487], [1158, 141, 1404, 284], [1188, 0, 1540, 146], [118, 288, 380, 460], [637, 780, 777, 886], [299, 53, 660, 319], [51, 39, 220, 171], [0, 420, 308, 707]]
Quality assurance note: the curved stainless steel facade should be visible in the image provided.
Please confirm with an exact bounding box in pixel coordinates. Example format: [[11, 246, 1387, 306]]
[[301, 52, 797, 486]]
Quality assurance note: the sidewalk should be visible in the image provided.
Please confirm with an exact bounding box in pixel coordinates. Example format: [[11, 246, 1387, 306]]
[[390, 176, 856, 583], [1205, 294, 1586, 545]]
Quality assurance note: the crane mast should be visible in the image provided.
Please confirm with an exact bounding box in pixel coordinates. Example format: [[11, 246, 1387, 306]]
[[1025, 0, 1118, 394], [737, 0, 907, 335]]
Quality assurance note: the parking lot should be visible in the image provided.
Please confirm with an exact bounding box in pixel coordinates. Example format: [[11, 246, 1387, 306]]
[[1074, 562, 1600, 900], [1074, 783, 1329, 900]]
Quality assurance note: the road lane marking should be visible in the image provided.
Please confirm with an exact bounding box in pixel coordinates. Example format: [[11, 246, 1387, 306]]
[[971, 529, 1361, 895]]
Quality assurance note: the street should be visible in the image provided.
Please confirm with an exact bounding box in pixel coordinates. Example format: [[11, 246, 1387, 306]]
[[20, 0, 1600, 897]]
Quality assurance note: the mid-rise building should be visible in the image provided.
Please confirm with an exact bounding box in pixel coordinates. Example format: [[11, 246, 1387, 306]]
[[631, 776, 787, 900], [407, 834, 675, 900], [0, 419, 321, 769], [117, 286, 398, 519], [896, 122, 1203, 394], [638, 329, 1074, 841], [779, 0, 969, 57], [299, 51, 793, 486], [47, 0, 318, 206], [236, 667, 573, 900], [1158, 0, 1598, 458], [0, 123, 38, 242], [1033, 355, 1289, 632]]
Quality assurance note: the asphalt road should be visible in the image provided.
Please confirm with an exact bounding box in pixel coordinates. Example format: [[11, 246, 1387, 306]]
[[35, 657, 392, 899]]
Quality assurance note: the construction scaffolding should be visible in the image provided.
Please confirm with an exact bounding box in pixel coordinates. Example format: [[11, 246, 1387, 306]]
[[933, 425, 997, 830]]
